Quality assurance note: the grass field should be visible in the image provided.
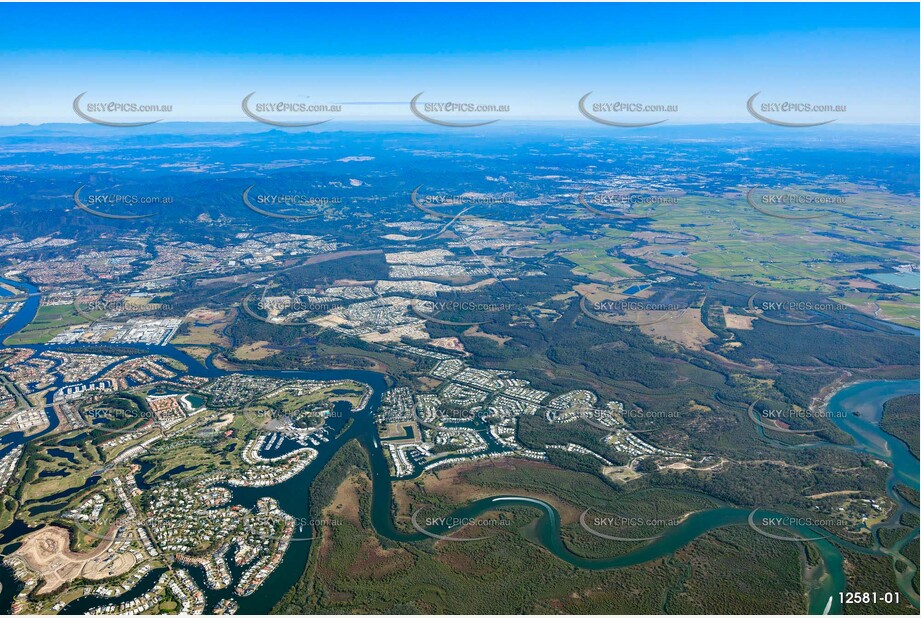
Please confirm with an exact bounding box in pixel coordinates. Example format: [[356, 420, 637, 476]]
[[270, 382, 366, 409], [5, 305, 100, 345], [171, 307, 234, 347], [20, 443, 102, 505]]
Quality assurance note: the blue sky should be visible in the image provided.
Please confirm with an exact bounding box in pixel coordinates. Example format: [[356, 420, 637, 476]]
[[0, 2, 917, 124]]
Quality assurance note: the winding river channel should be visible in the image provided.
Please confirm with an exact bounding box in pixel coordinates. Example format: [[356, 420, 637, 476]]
[[0, 278, 917, 615]]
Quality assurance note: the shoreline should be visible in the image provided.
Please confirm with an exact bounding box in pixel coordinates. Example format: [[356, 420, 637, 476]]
[[813, 374, 920, 419], [809, 372, 917, 417], [809, 370, 855, 417]]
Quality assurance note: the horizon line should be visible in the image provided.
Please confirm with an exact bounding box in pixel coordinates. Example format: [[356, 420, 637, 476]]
[[2, 120, 919, 129]]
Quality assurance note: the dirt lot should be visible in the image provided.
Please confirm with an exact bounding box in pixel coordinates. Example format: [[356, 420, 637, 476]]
[[722, 306, 755, 330], [639, 308, 716, 350], [462, 325, 511, 346], [325, 472, 365, 527], [602, 464, 643, 483], [173, 307, 233, 347], [234, 340, 278, 360], [13, 525, 137, 594]]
